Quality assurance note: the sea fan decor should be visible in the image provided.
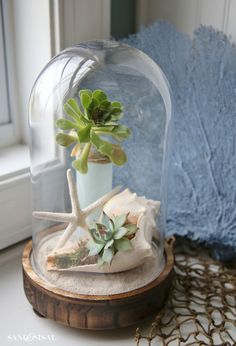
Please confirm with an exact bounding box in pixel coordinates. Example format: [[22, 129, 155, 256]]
[[120, 22, 236, 259]]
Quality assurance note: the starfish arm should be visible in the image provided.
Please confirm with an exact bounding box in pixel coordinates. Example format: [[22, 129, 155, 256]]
[[54, 222, 77, 250], [67, 169, 82, 215], [33, 211, 73, 223], [83, 185, 121, 217], [79, 219, 89, 231]]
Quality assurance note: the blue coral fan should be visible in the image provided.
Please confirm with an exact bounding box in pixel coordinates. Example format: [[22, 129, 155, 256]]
[[115, 22, 236, 260]]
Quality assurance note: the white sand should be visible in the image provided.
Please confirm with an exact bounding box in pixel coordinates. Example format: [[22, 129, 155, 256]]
[[32, 232, 165, 295]]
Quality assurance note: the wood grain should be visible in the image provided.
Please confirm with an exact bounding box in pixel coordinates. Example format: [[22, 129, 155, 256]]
[[22, 234, 174, 330]]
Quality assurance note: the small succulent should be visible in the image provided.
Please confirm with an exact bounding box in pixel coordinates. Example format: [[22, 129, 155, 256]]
[[55, 89, 131, 174], [87, 212, 138, 265]]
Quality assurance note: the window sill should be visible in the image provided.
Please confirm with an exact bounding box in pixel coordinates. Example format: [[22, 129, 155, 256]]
[[0, 144, 30, 181], [0, 144, 31, 250]]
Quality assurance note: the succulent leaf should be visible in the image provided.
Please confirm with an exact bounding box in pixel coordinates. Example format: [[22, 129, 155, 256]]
[[102, 248, 114, 263], [110, 146, 127, 166], [88, 241, 104, 256], [64, 98, 89, 124], [55, 133, 77, 147], [104, 239, 114, 249], [92, 89, 107, 103], [72, 143, 91, 174], [87, 212, 138, 265], [112, 125, 131, 140], [111, 101, 122, 108], [115, 238, 133, 251], [56, 118, 81, 131], [108, 216, 115, 230], [111, 107, 123, 115], [97, 256, 105, 267], [90, 228, 105, 244], [79, 89, 92, 98], [114, 227, 128, 240], [102, 212, 111, 229], [55, 88, 131, 173], [81, 93, 91, 111], [100, 100, 110, 109], [104, 229, 113, 241], [111, 113, 124, 121], [113, 214, 126, 229], [77, 124, 91, 143], [90, 130, 127, 165], [125, 224, 138, 235]]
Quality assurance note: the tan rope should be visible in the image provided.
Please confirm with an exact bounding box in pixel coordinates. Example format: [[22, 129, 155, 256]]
[[135, 237, 236, 346]]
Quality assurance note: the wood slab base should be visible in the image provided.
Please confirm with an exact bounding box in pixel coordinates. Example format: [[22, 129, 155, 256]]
[[22, 238, 174, 330]]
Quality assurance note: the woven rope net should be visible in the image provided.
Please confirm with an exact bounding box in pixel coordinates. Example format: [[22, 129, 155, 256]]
[[135, 237, 236, 346]]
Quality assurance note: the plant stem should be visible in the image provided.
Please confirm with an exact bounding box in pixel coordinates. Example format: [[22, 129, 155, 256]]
[[80, 142, 91, 173]]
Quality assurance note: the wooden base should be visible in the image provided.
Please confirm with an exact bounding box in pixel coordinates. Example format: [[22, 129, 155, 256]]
[[22, 238, 174, 330]]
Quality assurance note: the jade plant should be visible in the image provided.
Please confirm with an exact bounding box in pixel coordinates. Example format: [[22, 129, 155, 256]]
[[55, 89, 131, 173], [87, 212, 138, 265]]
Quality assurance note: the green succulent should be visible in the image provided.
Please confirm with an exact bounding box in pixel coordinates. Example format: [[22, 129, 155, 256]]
[[55, 89, 131, 174], [87, 212, 138, 265]]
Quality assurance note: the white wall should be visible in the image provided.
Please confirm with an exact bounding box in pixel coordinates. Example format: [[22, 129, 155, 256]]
[[60, 0, 110, 48], [137, 0, 236, 41]]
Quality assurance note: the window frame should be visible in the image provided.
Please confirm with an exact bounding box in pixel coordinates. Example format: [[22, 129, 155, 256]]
[[0, 0, 111, 250], [0, 0, 21, 149], [0, 0, 54, 249], [0, 1, 10, 126]]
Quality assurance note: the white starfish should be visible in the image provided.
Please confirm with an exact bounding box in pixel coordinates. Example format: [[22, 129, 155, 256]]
[[33, 169, 121, 250]]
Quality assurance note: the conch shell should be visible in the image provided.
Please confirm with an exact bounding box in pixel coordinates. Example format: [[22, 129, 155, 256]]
[[47, 189, 161, 273]]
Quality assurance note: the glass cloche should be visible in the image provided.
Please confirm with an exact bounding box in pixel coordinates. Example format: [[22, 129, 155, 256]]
[[29, 40, 172, 297]]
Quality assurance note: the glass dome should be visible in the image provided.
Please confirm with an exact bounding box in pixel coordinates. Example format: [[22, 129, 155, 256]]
[[29, 40, 172, 296]]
